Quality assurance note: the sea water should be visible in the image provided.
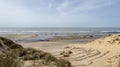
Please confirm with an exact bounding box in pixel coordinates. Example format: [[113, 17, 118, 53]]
[[0, 27, 120, 34], [0, 27, 120, 42]]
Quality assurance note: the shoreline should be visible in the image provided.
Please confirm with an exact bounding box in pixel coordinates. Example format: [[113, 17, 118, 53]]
[[0, 33, 120, 67], [0, 33, 109, 43]]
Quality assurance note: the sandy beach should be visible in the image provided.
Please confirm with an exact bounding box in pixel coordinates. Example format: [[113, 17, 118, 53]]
[[13, 34, 120, 67], [0, 33, 120, 67]]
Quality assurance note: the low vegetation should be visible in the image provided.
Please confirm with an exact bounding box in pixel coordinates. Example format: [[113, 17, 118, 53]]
[[0, 37, 72, 67]]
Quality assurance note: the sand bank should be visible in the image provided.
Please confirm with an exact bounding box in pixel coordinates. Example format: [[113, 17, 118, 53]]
[[19, 34, 120, 67]]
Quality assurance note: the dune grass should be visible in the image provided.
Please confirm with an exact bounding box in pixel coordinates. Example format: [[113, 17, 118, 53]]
[[0, 37, 72, 67]]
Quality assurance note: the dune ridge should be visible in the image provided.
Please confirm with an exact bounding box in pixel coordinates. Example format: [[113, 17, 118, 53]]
[[89, 34, 120, 45], [0, 37, 72, 67], [50, 34, 120, 67]]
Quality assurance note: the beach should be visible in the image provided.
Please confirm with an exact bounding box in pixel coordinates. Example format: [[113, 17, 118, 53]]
[[1, 34, 119, 67], [0, 0, 120, 66], [0, 28, 120, 67], [16, 34, 119, 67]]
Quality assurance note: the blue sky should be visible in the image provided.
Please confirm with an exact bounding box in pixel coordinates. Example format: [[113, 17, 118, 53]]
[[0, 0, 120, 27]]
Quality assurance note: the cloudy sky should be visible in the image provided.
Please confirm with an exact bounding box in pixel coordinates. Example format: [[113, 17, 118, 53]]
[[0, 0, 120, 27]]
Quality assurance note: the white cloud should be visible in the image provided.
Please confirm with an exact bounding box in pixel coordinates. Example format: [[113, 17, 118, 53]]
[[72, 0, 115, 12], [48, 3, 52, 9], [56, 0, 69, 15], [56, 0, 117, 16], [0, 0, 119, 27]]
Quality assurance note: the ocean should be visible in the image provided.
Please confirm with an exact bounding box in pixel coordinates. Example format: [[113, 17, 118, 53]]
[[0, 27, 120, 42], [0, 27, 120, 34]]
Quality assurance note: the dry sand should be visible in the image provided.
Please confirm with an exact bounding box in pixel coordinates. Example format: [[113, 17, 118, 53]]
[[18, 34, 120, 67]]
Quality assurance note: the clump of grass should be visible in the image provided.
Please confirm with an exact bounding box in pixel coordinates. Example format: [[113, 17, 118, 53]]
[[0, 37, 23, 50], [43, 53, 57, 62], [0, 37, 72, 67], [21, 48, 42, 60], [22, 48, 57, 62], [56, 59, 72, 67], [60, 51, 72, 57], [0, 52, 21, 67], [9, 43, 23, 49], [0, 37, 14, 45], [22, 48, 72, 67]]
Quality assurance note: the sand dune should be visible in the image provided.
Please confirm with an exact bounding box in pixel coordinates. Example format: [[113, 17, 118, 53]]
[[55, 34, 120, 67], [89, 34, 120, 45], [18, 34, 120, 67], [0, 37, 71, 67]]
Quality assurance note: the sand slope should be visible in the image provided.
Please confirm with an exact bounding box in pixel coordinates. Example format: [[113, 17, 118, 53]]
[[50, 34, 120, 67], [20, 34, 120, 67], [59, 34, 120, 67]]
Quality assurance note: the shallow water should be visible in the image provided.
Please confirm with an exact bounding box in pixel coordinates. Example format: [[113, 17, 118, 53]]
[[0, 27, 120, 42]]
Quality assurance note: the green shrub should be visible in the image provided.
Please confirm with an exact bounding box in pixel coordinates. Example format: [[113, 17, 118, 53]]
[[0, 52, 21, 67]]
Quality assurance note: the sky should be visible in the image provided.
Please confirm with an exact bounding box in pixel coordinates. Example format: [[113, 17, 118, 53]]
[[0, 0, 120, 27]]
